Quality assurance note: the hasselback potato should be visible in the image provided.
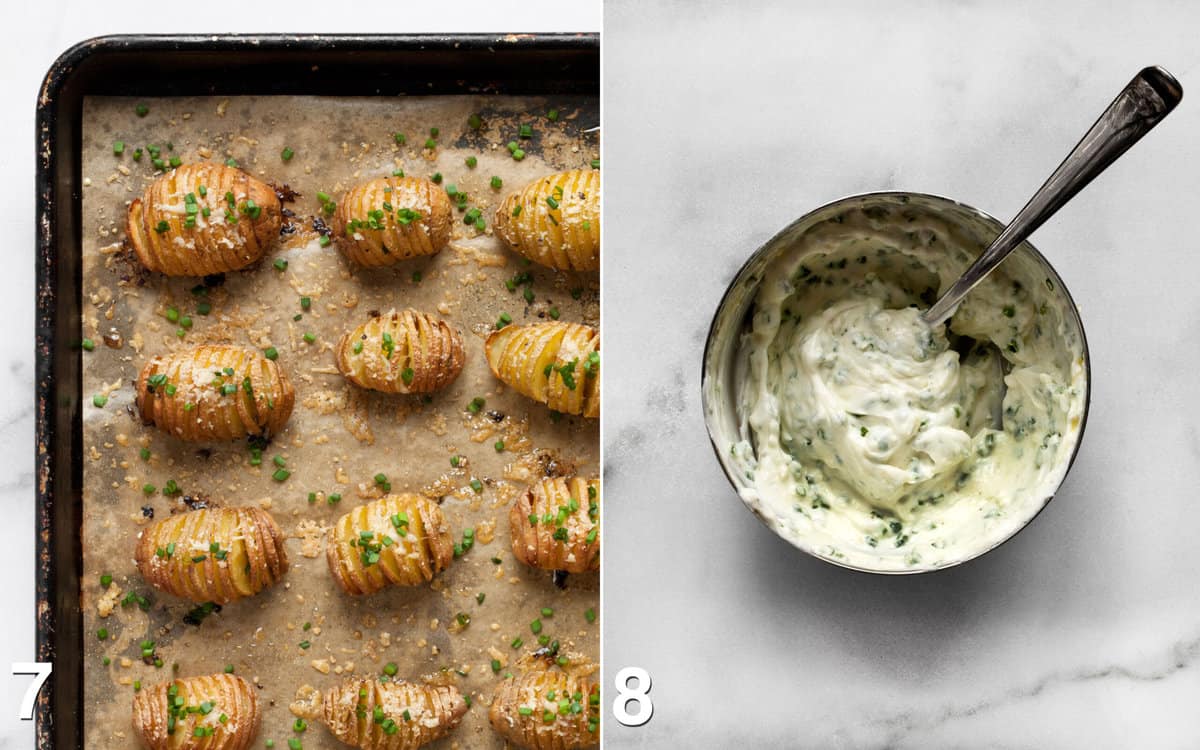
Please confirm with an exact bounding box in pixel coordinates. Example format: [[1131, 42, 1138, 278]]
[[494, 169, 599, 272], [485, 322, 599, 418], [335, 310, 465, 394], [510, 477, 599, 573], [136, 345, 295, 442], [134, 507, 288, 604], [326, 494, 453, 596], [126, 163, 282, 276], [131, 673, 260, 750], [321, 678, 467, 750], [333, 177, 452, 266], [489, 657, 600, 750]]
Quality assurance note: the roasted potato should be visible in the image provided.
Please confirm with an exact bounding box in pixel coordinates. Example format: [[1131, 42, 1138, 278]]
[[485, 322, 599, 418], [136, 345, 295, 442], [335, 310, 465, 394], [135, 506, 288, 604], [326, 494, 454, 596], [334, 176, 452, 266], [511, 477, 599, 573], [132, 673, 260, 750], [322, 677, 467, 749], [489, 656, 600, 750], [494, 168, 599, 271], [126, 162, 282, 276]]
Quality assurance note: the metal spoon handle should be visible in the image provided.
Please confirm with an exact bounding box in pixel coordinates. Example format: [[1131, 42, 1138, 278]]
[[922, 66, 1182, 327]]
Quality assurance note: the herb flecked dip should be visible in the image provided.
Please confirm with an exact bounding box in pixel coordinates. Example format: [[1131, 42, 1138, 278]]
[[731, 202, 1087, 571]]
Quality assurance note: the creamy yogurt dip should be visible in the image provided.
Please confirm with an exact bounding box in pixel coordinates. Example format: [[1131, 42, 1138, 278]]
[[731, 202, 1087, 571]]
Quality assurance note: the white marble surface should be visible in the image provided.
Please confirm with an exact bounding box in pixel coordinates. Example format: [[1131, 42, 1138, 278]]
[[0, 2, 598, 747], [603, 1, 1200, 747]]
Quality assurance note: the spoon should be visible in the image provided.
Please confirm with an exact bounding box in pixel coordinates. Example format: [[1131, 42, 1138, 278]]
[[922, 66, 1182, 327]]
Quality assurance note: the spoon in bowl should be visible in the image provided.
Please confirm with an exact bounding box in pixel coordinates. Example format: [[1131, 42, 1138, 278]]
[[922, 66, 1182, 327]]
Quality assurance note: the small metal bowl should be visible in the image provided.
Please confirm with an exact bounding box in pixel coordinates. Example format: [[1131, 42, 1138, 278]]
[[701, 192, 1092, 574]]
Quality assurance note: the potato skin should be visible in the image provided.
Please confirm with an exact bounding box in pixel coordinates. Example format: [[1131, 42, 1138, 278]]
[[511, 477, 599, 573], [326, 494, 454, 596], [489, 658, 600, 750], [127, 163, 282, 276], [335, 310, 465, 394], [322, 678, 467, 750], [132, 673, 260, 750], [494, 168, 599, 271], [485, 322, 599, 418], [334, 177, 452, 266], [136, 345, 295, 442], [135, 507, 288, 604]]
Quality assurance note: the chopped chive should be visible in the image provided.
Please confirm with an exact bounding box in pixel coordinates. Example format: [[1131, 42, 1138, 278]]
[[468, 114, 482, 130], [273, 258, 288, 272], [273, 468, 290, 482], [490, 176, 502, 190], [92, 394, 108, 408], [281, 147, 295, 161], [465, 156, 477, 168], [135, 103, 149, 117], [519, 124, 533, 139], [547, 109, 559, 122], [263, 347, 278, 360], [81, 338, 95, 351]]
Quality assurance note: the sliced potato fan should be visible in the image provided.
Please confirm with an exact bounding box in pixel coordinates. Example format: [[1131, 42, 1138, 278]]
[[321, 678, 467, 749], [126, 162, 282, 276], [489, 656, 600, 750], [335, 310, 464, 394], [132, 673, 261, 750], [494, 168, 600, 271], [486, 321, 599, 418], [511, 477, 600, 574], [135, 345, 295, 442], [333, 176, 452, 266], [326, 494, 454, 596], [134, 506, 289, 604]]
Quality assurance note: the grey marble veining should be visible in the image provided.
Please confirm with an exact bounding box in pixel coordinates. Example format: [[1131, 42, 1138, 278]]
[[603, 1, 1200, 747]]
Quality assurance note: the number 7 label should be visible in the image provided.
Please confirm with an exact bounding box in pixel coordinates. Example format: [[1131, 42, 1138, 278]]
[[12, 662, 52, 721]]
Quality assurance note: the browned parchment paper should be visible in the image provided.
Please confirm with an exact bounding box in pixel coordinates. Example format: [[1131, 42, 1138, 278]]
[[79, 94, 599, 749]]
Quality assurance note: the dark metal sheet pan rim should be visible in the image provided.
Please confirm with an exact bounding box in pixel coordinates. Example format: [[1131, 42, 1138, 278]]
[[35, 32, 598, 749]]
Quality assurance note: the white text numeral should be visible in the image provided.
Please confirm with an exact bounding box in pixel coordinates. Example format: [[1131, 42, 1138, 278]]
[[12, 662, 52, 720], [612, 666, 653, 727]]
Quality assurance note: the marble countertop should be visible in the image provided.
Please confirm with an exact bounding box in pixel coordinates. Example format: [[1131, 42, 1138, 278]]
[[0, 3, 598, 747], [602, 1, 1200, 747]]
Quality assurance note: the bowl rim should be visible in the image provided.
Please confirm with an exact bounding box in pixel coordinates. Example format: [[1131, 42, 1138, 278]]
[[699, 190, 1093, 575]]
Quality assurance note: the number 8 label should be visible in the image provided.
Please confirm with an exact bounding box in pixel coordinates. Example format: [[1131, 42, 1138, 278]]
[[612, 666, 653, 727]]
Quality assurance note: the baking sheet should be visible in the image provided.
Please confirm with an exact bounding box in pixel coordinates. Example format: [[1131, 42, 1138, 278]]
[[79, 93, 599, 748]]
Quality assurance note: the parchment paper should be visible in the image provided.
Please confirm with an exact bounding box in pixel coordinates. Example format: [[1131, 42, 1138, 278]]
[[78, 94, 599, 749]]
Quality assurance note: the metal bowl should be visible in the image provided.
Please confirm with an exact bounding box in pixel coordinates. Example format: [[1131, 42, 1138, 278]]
[[701, 192, 1091, 574]]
